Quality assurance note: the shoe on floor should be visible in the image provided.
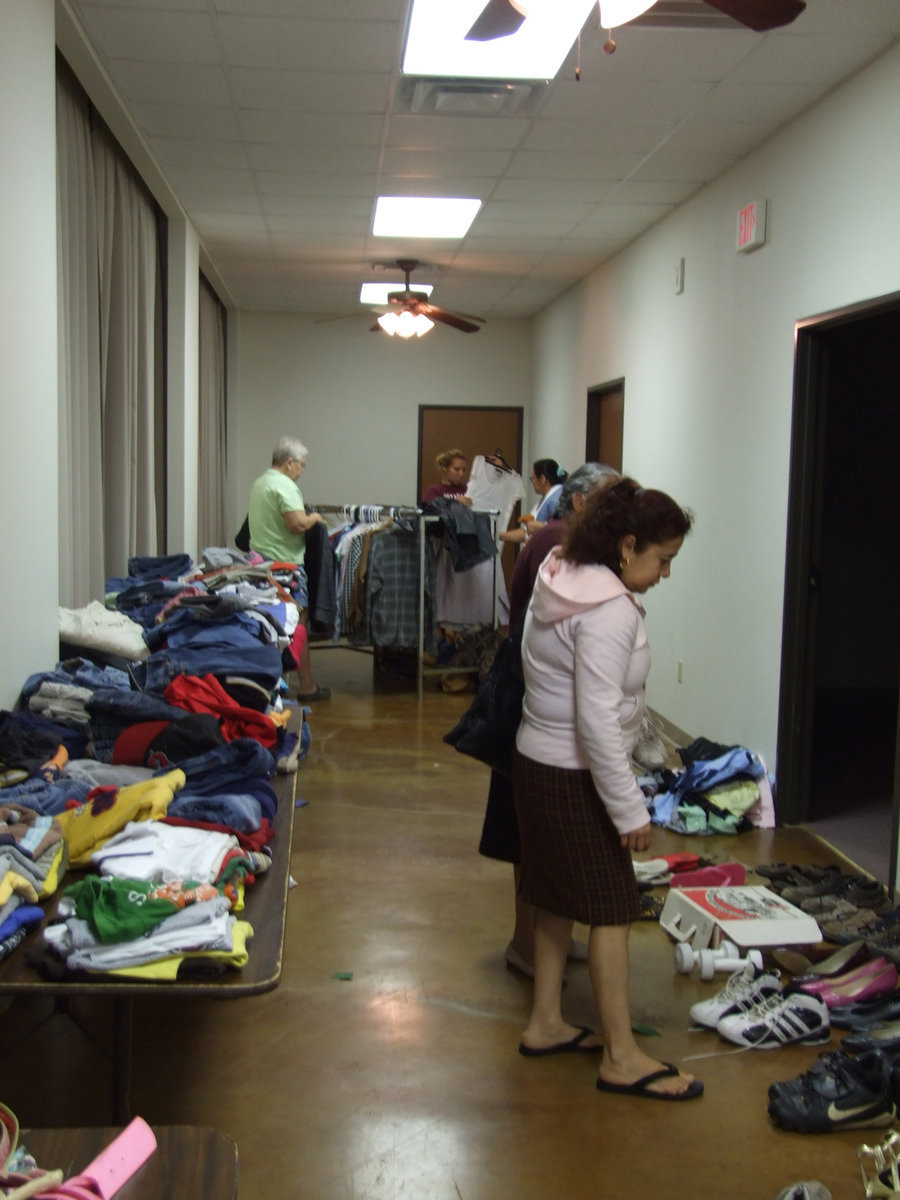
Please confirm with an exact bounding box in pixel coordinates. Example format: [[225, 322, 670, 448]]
[[767, 1049, 895, 1132], [296, 684, 331, 701], [773, 1183, 833, 1200], [716, 990, 830, 1048], [689, 961, 782, 1030]]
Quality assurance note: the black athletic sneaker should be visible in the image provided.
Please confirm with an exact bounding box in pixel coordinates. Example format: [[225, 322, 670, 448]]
[[768, 1050, 896, 1133]]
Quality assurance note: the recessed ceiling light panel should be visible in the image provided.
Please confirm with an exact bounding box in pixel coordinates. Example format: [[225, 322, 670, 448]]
[[373, 197, 482, 239], [360, 281, 434, 305], [403, 0, 596, 81]]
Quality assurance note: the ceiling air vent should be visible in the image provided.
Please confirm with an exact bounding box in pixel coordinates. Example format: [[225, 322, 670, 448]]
[[403, 79, 540, 117]]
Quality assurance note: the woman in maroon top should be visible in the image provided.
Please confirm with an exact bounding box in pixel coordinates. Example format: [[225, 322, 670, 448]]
[[422, 448, 473, 506]]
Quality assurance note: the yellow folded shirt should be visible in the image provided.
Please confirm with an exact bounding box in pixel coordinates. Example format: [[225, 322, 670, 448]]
[[56, 769, 186, 866]]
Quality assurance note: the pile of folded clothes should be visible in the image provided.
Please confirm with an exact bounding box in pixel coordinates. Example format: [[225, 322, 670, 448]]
[[0, 549, 312, 979]]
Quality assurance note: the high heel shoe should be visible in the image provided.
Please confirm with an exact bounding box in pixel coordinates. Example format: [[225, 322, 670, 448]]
[[812, 962, 897, 1009], [798, 957, 889, 995], [858, 1129, 900, 1198], [772, 939, 868, 980]]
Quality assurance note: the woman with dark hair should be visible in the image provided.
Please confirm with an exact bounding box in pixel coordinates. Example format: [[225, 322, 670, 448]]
[[530, 458, 568, 524], [500, 457, 568, 545], [513, 478, 702, 1100]]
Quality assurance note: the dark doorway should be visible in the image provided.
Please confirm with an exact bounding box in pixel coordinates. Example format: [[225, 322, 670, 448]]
[[777, 295, 900, 887], [586, 380, 624, 471]]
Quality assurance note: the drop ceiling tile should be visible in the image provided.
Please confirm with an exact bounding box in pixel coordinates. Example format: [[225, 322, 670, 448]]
[[386, 114, 531, 151], [504, 149, 646, 181], [216, 15, 399, 72], [380, 148, 514, 177], [214, 0, 407, 17], [700, 80, 829, 125], [247, 144, 381, 174], [159, 165, 256, 194], [229, 68, 392, 113], [254, 171, 374, 198], [728, 31, 897, 84], [73, 8, 220, 63], [607, 178, 701, 205], [521, 118, 673, 156], [127, 103, 244, 142], [492, 178, 617, 204], [107, 62, 230, 107], [152, 138, 251, 170], [660, 118, 773, 157], [238, 111, 385, 146], [262, 194, 371, 219]]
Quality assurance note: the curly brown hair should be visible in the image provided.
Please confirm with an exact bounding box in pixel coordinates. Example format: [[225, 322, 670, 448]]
[[564, 477, 693, 572]]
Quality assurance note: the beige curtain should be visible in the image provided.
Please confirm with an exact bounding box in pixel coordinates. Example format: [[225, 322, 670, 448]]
[[56, 59, 164, 605], [197, 274, 227, 549]]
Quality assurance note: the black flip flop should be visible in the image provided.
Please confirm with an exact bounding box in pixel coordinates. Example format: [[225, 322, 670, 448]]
[[595, 1062, 703, 1101], [518, 1026, 602, 1057], [297, 685, 331, 702]]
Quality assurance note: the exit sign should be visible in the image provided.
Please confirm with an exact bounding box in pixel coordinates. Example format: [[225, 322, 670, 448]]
[[737, 199, 767, 253]]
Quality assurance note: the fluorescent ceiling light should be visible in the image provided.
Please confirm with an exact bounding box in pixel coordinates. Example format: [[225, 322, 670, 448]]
[[403, 0, 596, 82], [360, 281, 434, 305], [373, 196, 482, 239]]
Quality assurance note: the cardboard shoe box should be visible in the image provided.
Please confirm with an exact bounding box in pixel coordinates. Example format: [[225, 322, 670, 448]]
[[659, 885, 822, 950]]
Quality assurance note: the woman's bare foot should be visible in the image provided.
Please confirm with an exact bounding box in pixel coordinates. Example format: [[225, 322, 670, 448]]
[[597, 1050, 698, 1097]]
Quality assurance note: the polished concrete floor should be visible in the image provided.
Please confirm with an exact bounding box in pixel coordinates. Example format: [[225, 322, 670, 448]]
[[2, 647, 890, 1199]]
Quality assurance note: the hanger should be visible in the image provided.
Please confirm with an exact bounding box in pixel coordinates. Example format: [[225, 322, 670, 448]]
[[484, 449, 513, 473]]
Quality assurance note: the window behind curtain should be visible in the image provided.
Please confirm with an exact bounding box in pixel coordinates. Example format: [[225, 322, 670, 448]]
[[198, 274, 227, 550], [56, 56, 165, 606]]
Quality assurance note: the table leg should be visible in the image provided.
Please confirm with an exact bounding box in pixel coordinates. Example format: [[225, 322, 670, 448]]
[[112, 996, 133, 1123]]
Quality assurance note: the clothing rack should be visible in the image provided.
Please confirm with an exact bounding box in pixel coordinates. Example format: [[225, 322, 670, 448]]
[[308, 503, 500, 699]]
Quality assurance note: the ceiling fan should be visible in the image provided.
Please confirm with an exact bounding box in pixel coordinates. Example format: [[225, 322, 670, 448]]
[[373, 260, 486, 336], [466, 0, 806, 41]]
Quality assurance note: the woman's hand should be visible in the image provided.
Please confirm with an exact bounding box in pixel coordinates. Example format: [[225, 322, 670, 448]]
[[620, 822, 652, 853]]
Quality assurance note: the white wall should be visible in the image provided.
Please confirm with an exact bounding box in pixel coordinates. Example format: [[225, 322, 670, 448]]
[[530, 42, 900, 768], [230, 314, 533, 533], [0, 1, 59, 710]]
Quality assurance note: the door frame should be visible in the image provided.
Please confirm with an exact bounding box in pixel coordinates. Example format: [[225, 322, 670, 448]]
[[777, 290, 900, 890]]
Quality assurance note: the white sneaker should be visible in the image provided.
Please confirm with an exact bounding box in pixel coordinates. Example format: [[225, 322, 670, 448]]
[[717, 990, 831, 1049], [689, 961, 783, 1030]]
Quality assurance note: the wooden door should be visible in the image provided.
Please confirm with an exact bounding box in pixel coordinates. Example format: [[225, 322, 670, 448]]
[[585, 381, 624, 471]]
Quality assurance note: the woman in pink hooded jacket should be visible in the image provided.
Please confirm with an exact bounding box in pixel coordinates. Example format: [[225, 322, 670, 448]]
[[513, 478, 701, 1100]]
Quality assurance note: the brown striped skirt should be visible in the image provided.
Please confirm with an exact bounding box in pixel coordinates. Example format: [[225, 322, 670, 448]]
[[511, 748, 640, 927]]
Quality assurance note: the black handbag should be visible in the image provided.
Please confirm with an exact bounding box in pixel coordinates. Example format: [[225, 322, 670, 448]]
[[442, 616, 525, 776]]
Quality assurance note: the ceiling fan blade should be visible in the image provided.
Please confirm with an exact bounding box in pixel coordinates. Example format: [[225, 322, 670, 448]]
[[465, 0, 526, 41], [420, 305, 484, 334], [703, 0, 805, 31]]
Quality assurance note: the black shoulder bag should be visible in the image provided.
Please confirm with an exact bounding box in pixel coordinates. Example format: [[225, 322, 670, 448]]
[[442, 614, 525, 777]]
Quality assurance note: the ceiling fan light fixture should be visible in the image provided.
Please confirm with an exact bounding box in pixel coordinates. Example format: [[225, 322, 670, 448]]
[[377, 310, 435, 338], [598, 0, 658, 28]]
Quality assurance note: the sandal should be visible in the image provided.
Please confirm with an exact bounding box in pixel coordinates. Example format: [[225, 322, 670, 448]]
[[858, 1129, 900, 1198], [296, 684, 332, 702]]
